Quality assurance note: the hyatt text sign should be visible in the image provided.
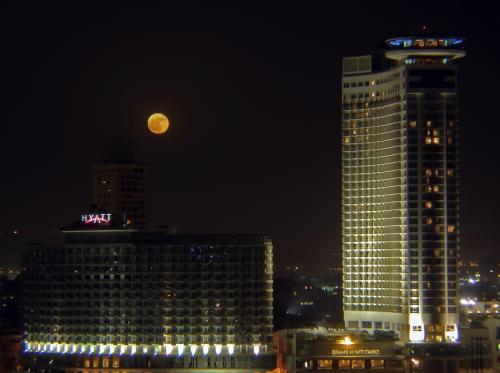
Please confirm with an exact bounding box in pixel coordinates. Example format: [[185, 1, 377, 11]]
[[81, 213, 112, 225]]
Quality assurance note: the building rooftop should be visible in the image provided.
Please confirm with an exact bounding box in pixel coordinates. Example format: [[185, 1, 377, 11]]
[[384, 35, 466, 61]]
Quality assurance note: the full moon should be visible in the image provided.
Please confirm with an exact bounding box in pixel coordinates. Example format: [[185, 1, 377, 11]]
[[147, 113, 169, 135]]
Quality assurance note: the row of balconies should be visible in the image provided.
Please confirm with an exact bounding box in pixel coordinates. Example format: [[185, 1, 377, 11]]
[[27, 326, 273, 336]]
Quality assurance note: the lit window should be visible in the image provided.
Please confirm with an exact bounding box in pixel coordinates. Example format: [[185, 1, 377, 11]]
[[344, 137, 350, 144], [84, 360, 90, 368], [352, 360, 365, 369], [425, 137, 432, 144], [426, 218, 433, 225], [433, 185, 439, 192], [426, 120, 432, 127], [370, 80, 375, 86], [426, 186, 433, 193], [425, 169, 432, 176], [432, 137, 440, 144], [93, 358, 99, 368], [371, 359, 384, 369], [433, 129, 439, 136], [424, 201, 432, 209], [339, 360, 350, 369], [102, 358, 109, 368], [434, 250, 441, 257], [447, 169, 454, 176], [448, 225, 455, 233], [318, 360, 332, 369], [112, 358, 119, 368], [409, 121, 417, 128], [371, 92, 375, 97]]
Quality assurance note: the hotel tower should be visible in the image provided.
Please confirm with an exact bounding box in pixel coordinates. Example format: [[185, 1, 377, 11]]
[[22, 217, 274, 373], [341, 35, 465, 342]]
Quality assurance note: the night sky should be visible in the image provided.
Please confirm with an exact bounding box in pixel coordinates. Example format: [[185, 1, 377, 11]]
[[1, 2, 499, 274]]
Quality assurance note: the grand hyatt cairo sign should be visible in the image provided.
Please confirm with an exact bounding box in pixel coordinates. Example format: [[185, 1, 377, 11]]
[[331, 349, 380, 356], [81, 213, 112, 225]]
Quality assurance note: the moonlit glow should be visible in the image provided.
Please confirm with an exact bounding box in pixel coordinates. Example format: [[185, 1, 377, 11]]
[[147, 113, 169, 135]]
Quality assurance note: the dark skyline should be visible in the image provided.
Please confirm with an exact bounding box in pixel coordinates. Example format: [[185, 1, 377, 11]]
[[1, 2, 499, 274]]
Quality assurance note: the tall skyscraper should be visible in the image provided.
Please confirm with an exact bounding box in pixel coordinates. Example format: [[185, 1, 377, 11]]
[[92, 163, 151, 227], [341, 35, 465, 342], [22, 215, 274, 372]]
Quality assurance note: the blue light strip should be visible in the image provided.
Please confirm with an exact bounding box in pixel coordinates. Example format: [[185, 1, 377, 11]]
[[386, 37, 464, 48]]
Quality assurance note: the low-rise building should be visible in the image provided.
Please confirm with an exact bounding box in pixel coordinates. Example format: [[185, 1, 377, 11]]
[[460, 318, 500, 373], [274, 328, 465, 373]]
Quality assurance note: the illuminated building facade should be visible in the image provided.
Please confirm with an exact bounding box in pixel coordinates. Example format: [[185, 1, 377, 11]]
[[92, 163, 150, 227], [21, 218, 274, 372], [275, 329, 406, 372], [274, 328, 465, 373], [342, 35, 465, 342]]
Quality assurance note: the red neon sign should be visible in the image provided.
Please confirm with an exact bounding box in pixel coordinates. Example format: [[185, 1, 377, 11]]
[[81, 213, 112, 225]]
